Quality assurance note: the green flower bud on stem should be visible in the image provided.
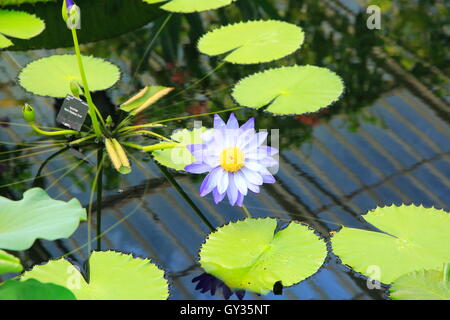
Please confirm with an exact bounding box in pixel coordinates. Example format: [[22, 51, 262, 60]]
[[22, 103, 35, 123]]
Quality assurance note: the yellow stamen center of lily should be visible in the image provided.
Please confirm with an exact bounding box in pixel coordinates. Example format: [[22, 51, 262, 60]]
[[220, 147, 245, 172]]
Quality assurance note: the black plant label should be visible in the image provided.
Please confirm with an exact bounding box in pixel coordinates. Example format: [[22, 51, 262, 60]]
[[56, 95, 89, 131]]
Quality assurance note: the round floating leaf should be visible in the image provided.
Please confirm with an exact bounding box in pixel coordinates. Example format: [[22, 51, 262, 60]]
[[0, 279, 76, 300], [0, 188, 86, 251], [332, 205, 450, 284], [0, 9, 45, 49], [198, 20, 304, 64], [0, 0, 54, 5], [199, 218, 327, 294], [144, 0, 235, 13], [152, 127, 206, 171], [232, 65, 344, 115], [0, 250, 22, 275], [19, 54, 120, 98], [389, 268, 450, 300], [21, 251, 169, 300]]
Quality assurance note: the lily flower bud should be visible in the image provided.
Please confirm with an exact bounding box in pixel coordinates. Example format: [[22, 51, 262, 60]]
[[62, 0, 80, 29], [22, 104, 36, 123]]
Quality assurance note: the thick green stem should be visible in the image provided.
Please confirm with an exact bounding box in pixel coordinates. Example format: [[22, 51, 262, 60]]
[[71, 28, 103, 138], [30, 123, 79, 136]]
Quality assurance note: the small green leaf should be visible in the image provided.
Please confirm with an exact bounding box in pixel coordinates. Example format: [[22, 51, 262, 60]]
[[0, 188, 86, 251], [232, 65, 344, 115], [144, 0, 236, 13], [21, 251, 169, 300], [120, 86, 173, 115], [390, 269, 450, 300], [199, 218, 327, 294], [0, 9, 45, 49], [152, 127, 206, 171], [0, 250, 22, 275], [332, 205, 450, 284], [18, 54, 120, 98], [198, 20, 304, 64], [0, 279, 76, 300]]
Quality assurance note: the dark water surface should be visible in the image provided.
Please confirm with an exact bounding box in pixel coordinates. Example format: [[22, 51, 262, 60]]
[[0, 0, 448, 299]]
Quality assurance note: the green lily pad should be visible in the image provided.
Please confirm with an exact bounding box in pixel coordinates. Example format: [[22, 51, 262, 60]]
[[332, 205, 450, 284], [120, 86, 174, 115], [0, 250, 22, 275], [144, 0, 235, 13], [0, 188, 86, 251], [21, 251, 169, 300], [0, 9, 45, 49], [0, 279, 76, 300], [199, 218, 327, 294], [152, 127, 206, 171], [232, 65, 344, 115], [198, 20, 304, 64], [389, 267, 450, 300], [18, 54, 120, 98]]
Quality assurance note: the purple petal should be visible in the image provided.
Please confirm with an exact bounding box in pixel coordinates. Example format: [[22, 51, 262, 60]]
[[241, 167, 263, 185], [200, 167, 221, 197], [234, 171, 248, 195], [226, 174, 238, 205], [262, 174, 276, 184], [226, 113, 239, 130], [214, 114, 226, 129], [247, 182, 260, 193], [217, 169, 229, 194], [240, 117, 254, 131], [236, 192, 245, 207], [260, 157, 278, 168], [212, 188, 226, 204], [187, 144, 205, 155], [185, 162, 211, 174]]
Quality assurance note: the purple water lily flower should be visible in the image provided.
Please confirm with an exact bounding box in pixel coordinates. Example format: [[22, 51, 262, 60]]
[[185, 113, 278, 206]]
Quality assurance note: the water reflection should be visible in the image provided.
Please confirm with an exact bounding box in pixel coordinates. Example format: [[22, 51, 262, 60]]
[[0, 0, 448, 299]]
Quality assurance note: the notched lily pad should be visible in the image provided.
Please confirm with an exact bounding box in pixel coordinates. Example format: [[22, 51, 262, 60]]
[[199, 218, 327, 294], [332, 205, 450, 284], [18, 54, 120, 98], [0, 188, 86, 251], [144, 0, 236, 13], [389, 266, 450, 300], [0, 9, 45, 49], [232, 65, 344, 115], [152, 127, 206, 171], [198, 20, 304, 64], [21, 251, 169, 300]]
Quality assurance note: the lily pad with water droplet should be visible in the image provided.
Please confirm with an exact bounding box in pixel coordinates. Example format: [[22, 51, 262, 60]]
[[0, 188, 86, 251], [198, 20, 304, 64], [21, 251, 169, 300], [232, 65, 344, 115], [152, 127, 206, 171], [144, 0, 235, 13], [332, 205, 450, 284], [199, 218, 327, 294], [0, 9, 45, 49], [0, 250, 22, 275], [18, 54, 120, 98], [389, 267, 450, 300]]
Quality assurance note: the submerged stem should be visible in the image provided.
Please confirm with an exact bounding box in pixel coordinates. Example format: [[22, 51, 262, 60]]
[[96, 148, 104, 251], [156, 163, 215, 231], [241, 204, 252, 218]]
